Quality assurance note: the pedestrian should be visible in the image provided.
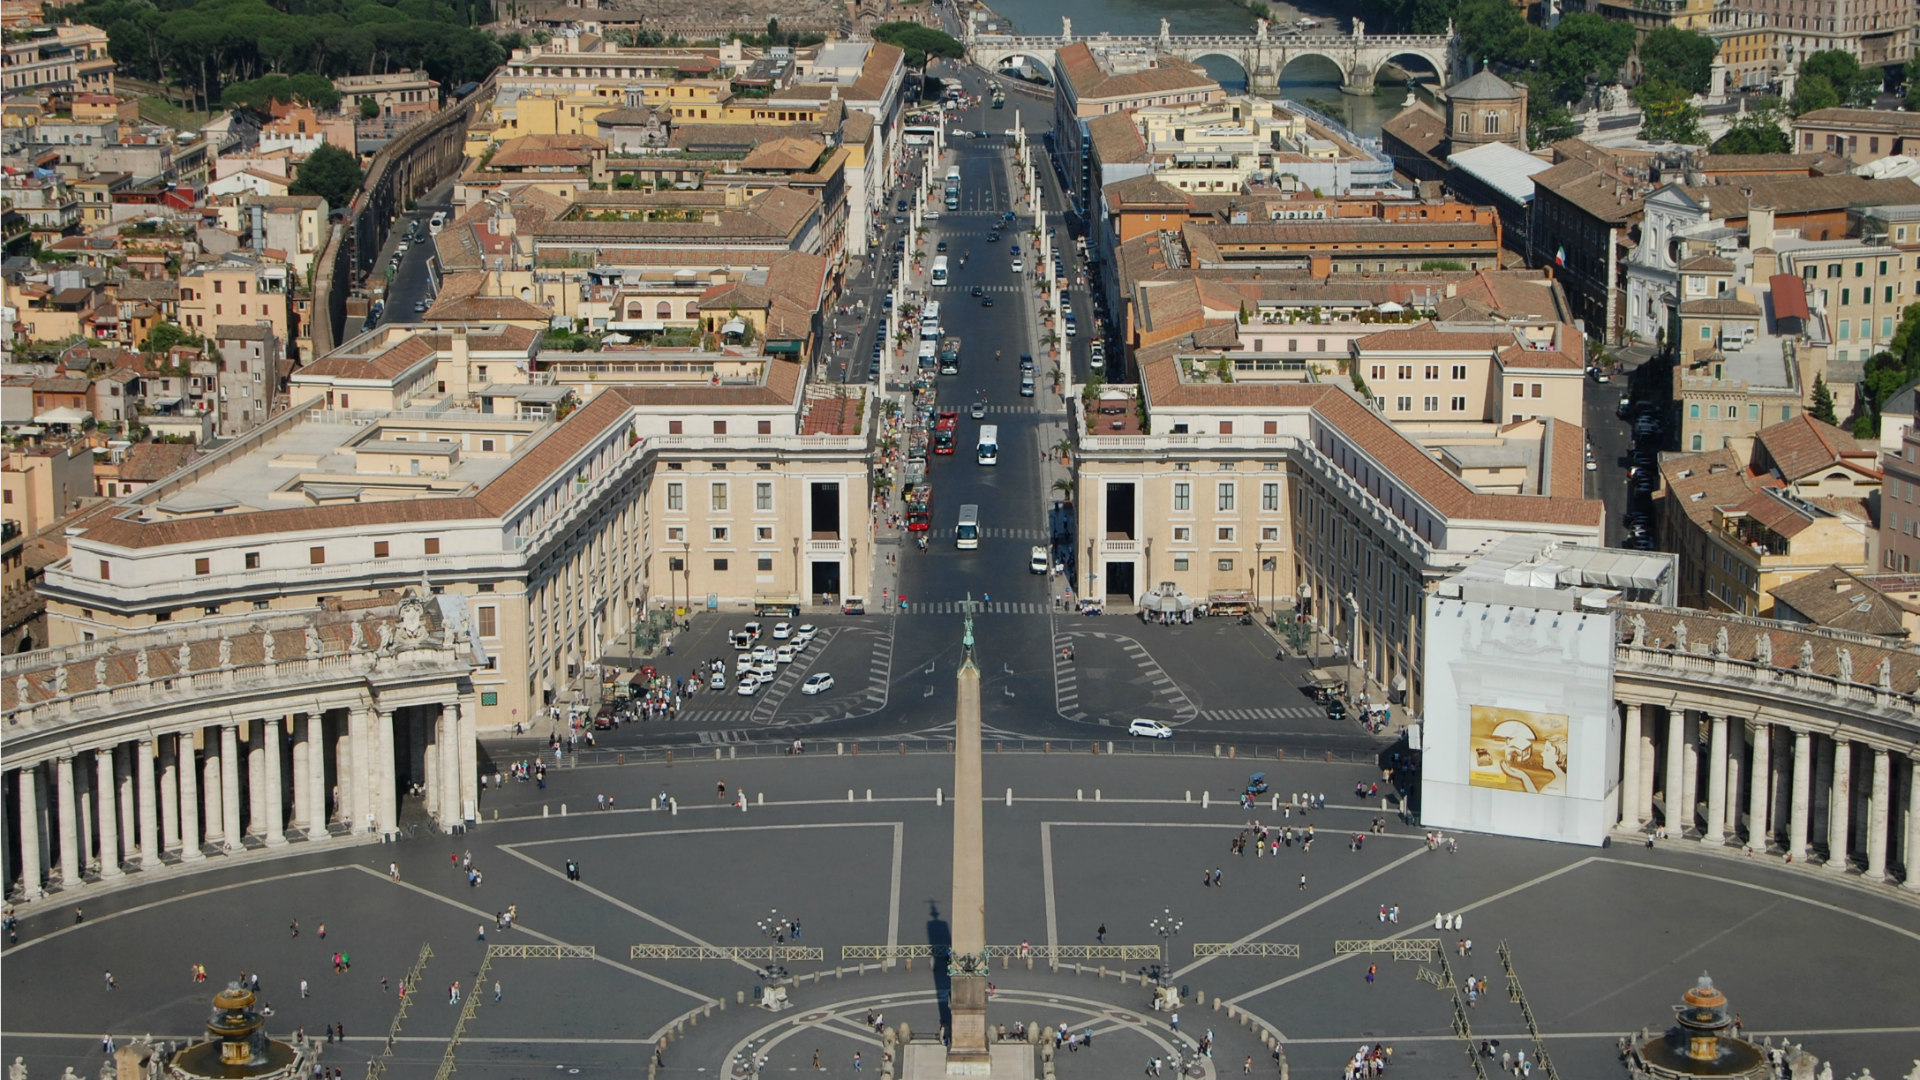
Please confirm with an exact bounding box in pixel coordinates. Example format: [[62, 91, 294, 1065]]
[[301, 979, 310, 998], [477, 923, 486, 941], [318, 922, 326, 939], [381, 976, 389, 994], [813, 1051, 821, 1071], [1243, 1057, 1252, 1074], [1097, 923, 1106, 944], [1212, 868, 1223, 887], [290, 919, 300, 938], [854, 1053, 862, 1073], [494, 981, 502, 1002], [102, 1035, 115, 1055], [1365, 965, 1376, 985], [1299, 874, 1307, 891], [104, 971, 116, 991], [1170, 1012, 1179, 1033], [326, 1025, 335, 1044]]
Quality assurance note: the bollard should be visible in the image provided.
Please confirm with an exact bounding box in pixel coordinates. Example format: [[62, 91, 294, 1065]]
[[690, 1012, 698, 1027], [757, 792, 763, 804], [838, 743, 844, 756], [1107, 741, 1114, 755], [737, 991, 746, 1004], [905, 956, 913, 972], [1229, 746, 1237, 759], [996, 742, 1002, 754], [938, 787, 944, 805], [1044, 742, 1051, 754], [493, 809, 498, 820], [836, 966, 844, 979], [1202, 791, 1210, 809], [1099, 966, 1107, 979], [618, 753, 626, 765], [1091, 741, 1099, 755], [715, 748, 722, 760], [667, 749, 674, 763], [561, 803, 567, 815], [1006, 788, 1013, 806], [850, 790, 856, 802], [1214, 744, 1222, 758], [719, 998, 726, 1011], [1277, 748, 1285, 761], [852, 744, 859, 756], [1077, 789, 1083, 801], [1325, 751, 1332, 763], [729, 746, 736, 759], [1095, 789, 1101, 801], [543, 805, 550, 817], [1186, 790, 1192, 802], [866, 788, 873, 801], [899, 743, 907, 755], [1026, 956, 1033, 971], [670, 798, 678, 815]]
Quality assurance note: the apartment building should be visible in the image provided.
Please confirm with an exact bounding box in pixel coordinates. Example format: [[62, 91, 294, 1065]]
[[1053, 41, 1225, 211], [1657, 415, 1880, 614], [1794, 107, 1920, 163], [1710, 0, 1910, 73], [1881, 404, 1920, 571], [38, 324, 874, 730], [0, 22, 115, 97], [333, 69, 440, 121], [177, 257, 291, 345]]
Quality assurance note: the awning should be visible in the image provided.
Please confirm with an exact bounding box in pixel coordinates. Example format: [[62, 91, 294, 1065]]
[[722, 318, 747, 335], [1376, 301, 1404, 313], [609, 320, 666, 332], [1138, 584, 1195, 614], [33, 407, 92, 424], [148, 396, 182, 409], [764, 340, 802, 354]]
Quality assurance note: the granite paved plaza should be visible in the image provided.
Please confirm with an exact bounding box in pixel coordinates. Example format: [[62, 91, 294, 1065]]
[[4, 752, 1916, 1080]]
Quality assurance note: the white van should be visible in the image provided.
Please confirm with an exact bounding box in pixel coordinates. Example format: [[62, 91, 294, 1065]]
[[1030, 546, 1049, 573]]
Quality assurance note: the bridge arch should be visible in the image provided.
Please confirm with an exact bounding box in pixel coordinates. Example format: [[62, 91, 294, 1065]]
[[1185, 51, 1252, 91], [1274, 51, 1347, 87], [1371, 49, 1448, 85], [990, 52, 1056, 82]]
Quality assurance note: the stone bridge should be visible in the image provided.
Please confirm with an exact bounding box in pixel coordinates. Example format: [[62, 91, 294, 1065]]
[[966, 20, 1459, 96]]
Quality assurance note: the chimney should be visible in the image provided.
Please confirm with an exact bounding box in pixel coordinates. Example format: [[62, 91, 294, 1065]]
[[1748, 205, 1775, 250]]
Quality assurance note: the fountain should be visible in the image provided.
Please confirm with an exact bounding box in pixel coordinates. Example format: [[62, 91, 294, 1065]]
[[1624, 975, 1788, 1080], [167, 986, 313, 1080]]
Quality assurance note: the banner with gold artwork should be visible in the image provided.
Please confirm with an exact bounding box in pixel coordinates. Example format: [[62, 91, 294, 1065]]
[[1467, 705, 1570, 796]]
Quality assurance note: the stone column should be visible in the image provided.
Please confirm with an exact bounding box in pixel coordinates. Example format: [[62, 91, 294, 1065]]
[[159, 739, 180, 855], [136, 738, 159, 867], [376, 709, 399, 839], [1827, 738, 1852, 872], [116, 745, 136, 863], [948, 628, 989, 1064], [262, 717, 286, 846], [1789, 729, 1813, 862], [15, 766, 42, 896], [350, 708, 372, 836], [247, 720, 266, 836], [56, 756, 81, 889], [1724, 719, 1744, 836], [336, 718, 357, 833], [1619, 702, 1642, 828], [438, 708, 461, 829], [1663, 707, 1684, 830], [455, 699, 478, 826], [1704, 715, 1728, 844], [1747, 722, 1771, 848], [1637, 705, 1656, 825], [290, 722, 309, 832], [1865, 747, 1891, 882], [179, 732, 204, 861], [75, 766, 94, 872], [1680, 714, 1699, 836], [220, 723, 242, 852], [1905, 758, 1920, 894], [95, 748, 122, 879], [307, 712, 329, 842], [201, 735, 222, 847]]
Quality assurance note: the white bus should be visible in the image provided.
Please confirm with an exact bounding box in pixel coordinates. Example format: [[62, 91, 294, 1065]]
[[956, 504, 980, 549], [931, 255, 949, 286], [945, 165, 961, 187], [976, 424, 998, 466]]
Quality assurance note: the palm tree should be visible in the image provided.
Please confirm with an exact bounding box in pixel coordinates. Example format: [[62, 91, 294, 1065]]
[[1052, 437, 1072, 460], [1051, 477, 1075, 503]]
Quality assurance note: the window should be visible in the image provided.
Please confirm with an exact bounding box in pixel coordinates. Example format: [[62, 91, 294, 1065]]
[[1219, 421, 1234, 435], [1217, 483, 1235, 511], [1173, 527, 1191, 541], [195, 557, 210, 575], [667, 526, 684, 542], [478, 606, 497, 637], [481, 692, 499, 707], [1424, 366, 1439, 380], [1370, 365, 1385, 380], [1531, 383, 1542, 398], [1218, 558, 1235, 572], [1261, 483, 1280, 511], [757, 556, 773, 572], [1691, 434, 1704, 450], [1483, 112, 1499, 134], [713, 558, 729, 571], [1173, 482, 1191, 511], [756, 526, 773, 541], [1396, 396, 1412, 411], [1690, 404, 1701, 418], [425, 537, 440, 555], [1512, 383, 1525, 398], [668, 556, 685, 572], [1748, 404, 1759, 420], [1423, 396, 1439, 412], [374, 541, 391, 558], [1217, 526, 1235, 542], [1451, 396, 1467, 412], [1451, 365, 1468, 380], [667, 482, 684, 510], [710, 484, 728, 511], [755, 482, 773, 510], [668, 420, 684, 435], [1709, 405, 1720, 419], [309, 546, 326, 565], [713, 421, 727, 435], [1173, 555, 1190, 571], [98, 559, 110, 579], [712, 527, 729, 541], [1264, 421, 1277, 435], [1397, 365, 1412, 380], [1262, 526, 1280, 542], [245, 551, 260, 569]]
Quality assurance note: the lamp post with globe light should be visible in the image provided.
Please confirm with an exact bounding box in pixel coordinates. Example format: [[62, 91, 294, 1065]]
[[1149, 908, 1182, 1011]]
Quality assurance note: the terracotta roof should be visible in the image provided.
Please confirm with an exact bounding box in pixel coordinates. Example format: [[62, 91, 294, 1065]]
[[1354, 326, 1510, 353], [741, 136, 826, 172], [1733, 488, 1813, 538], [1752, 413, 1878, 483], [1086, 110, 1148, 165], [1056, 41, 1218, 103], [1768, 564, 1910, 636], [1104, 172, 1188, 209], [1697, 152, 1848, 177], [1677, 254, 1735, 272], [1677, 175, 1920, 221], [1382, 104, 1447, 159], [422, 295, 551, 322], [1447, 69, 1523, 101], [1190, 220, 1497, 247], [114, 441, 196, 482], [1659, 447, 1762, 530], [1531, 159, 1643, 223], [1677, 297, 1762, 317], [1791, 106, 1920, 134]]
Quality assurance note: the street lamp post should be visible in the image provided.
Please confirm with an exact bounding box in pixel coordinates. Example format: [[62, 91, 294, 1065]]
[[755, 908, 796, 989], [1148, 908, 1182, 1008], [1344, 591, 1361, 703]]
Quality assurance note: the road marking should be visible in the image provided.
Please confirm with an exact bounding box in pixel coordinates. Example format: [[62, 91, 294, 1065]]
[[0, 865, 352, 954], [887, 822, 903, 960], [1041, 822, 1060, 961]]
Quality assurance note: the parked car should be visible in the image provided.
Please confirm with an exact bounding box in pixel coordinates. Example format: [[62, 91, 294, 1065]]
[[1128, 718, 1173, 739], [735, 673, 761, 696], [801, 673, 836, 695]]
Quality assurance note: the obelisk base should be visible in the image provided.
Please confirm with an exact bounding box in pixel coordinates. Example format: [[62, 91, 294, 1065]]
[[900, 1040, 1029, 1080], [947, 975, 991, 1074]]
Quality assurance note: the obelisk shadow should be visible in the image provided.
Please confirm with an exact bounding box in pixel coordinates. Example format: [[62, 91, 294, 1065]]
[[925, 900, 953, 1030]]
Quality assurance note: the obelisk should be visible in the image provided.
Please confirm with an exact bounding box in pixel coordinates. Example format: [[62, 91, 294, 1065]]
[[947, 598, 991, 1073]]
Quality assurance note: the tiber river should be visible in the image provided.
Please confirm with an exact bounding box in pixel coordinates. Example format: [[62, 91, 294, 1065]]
[[992, 0, 1438, 137]]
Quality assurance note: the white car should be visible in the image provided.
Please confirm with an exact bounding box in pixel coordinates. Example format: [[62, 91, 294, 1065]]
[[1030, 545, 1049, 574], [793, 624, 817, 646], [1128, 718, 1174, 739], [736, 674, 761, 696], [772, 622, 792, 640], [801, 673, 836, 695], [775, 644, 799, 664], [753, 659, 777, 678], [743, 621, 763, 640], [754, 645, 777, 663], [735, 653, 755, 674], [710, 670, 727, 690]]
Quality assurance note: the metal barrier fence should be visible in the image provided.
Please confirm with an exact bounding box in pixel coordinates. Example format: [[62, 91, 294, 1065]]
[[631, 944, 823, 961], [1192, 942, 1301, 958], [1333, 938, 1438, 962], [491, 944, 597, 959], [839, 943, 1161, 961], [367, 943, 432, 1080], [1498, 942, 1560, 1080]]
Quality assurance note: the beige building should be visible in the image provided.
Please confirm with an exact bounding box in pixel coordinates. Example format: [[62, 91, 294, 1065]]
[[2, 445, 94, 539], [38, 323, 872, 732]]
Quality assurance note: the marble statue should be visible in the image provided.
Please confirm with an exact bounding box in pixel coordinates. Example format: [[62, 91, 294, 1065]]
[[305, 625, 322, 659], [10, 1055, 27, 1080], [262, 631, 275, 665], [219, 637, 232, 667], [350, 619, 367, 651], [1256, 17, 1269, 42], [1352, 18, 1365, 39], [1820, 1064, 1834, 1080], [60, 1067, 77, 1080], [135, 650, 149, 682], [54, 665, 68, 696], [94, 657, 107, 685], [1880, 657, 1894, 691], [1160, 17, 1170, 39], [1800, 640, 1816, 671], [377, 620, 393, 651], [1630, 613, 1647, 646], [398, 594, 428, 643], [1061, 16, 1071, 39], [1838, 647, 1853, 684], [1755, 633, 1773, 666], [15, 675, 29, 704], [1674, 621, 1688, 652], [177, 642, 192, 674], [1714, 626, 1728, 658]]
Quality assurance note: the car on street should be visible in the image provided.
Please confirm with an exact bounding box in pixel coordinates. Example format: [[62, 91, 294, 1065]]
[[937, 241, 948, 253], [743, 621, 762, 640], [1128, 718, 1173, 738], [981, 296, 994, 307], [736, 674, 762, 696], [710, 670, 726, 691], [793, 624, 817, 645], [1327, 698, 1347, 721], [1020, 355, 1034, 371], [753, 645, 777, 663], [1030, 546, 1049, 573], [970, 285, 984, 297], [776, 644, 799, 664], [801, 673, 836, 695], [1010, 244, 1021, 255], [1011, 258, 1023, 272], [413, 300, 428, 313], [772, 622, 791, 639], [970, 400, 987, 419], [987, 232, 999, 242], [896, 199, 909, 211]]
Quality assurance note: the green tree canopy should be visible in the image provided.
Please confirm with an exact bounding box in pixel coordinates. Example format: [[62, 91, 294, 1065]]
[[1800, 49, 1881, 107], [1453, 0, 1537, 67], [1710, 99, 1792, 153], [222, 72, 340, 114], [289, 142, 362, 211], [1810, 373, 1838, 425], [1536, 14, 1637, 105], [1357, 0, 1456, 34], [1633, 79, 1705, 144], [1638, 27, 1717, 95], [870, 21, 963, 69], [140, 321, 204, 354]]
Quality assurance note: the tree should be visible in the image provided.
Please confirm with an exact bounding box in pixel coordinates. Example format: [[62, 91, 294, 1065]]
[[1810, 372, 1838, 425], [869, 22, 963, 69], [1638, 27, 1718, 95], [1537, 14, 1637, 105], [1525, 94, 1577, 149], [358, 97, 380, 120], [1634, 79, 1705, 144], [141, 321, 203, 353], [1711, 99, 1792, 153], [1801, 50, 1880, 107], [1790, 73, 1842, 115], [1455, 0, 1538, 73], [1357, 0, 1456, 34], [289, 142, 362, 211]]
